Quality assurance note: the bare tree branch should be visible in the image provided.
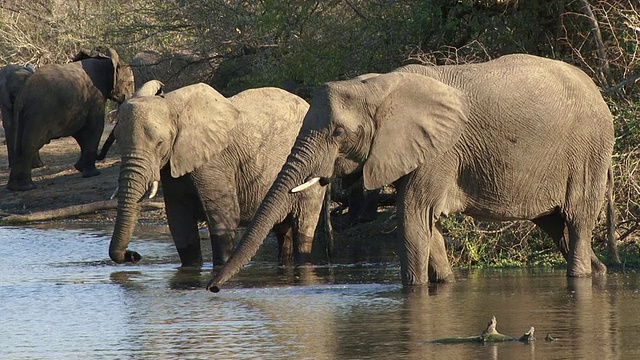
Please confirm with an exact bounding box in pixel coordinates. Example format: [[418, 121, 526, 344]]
[[344, 0, 368, 21], [604, 73, 640, 94], [0, 200, 164, 224], [579, 0, 612, 85]]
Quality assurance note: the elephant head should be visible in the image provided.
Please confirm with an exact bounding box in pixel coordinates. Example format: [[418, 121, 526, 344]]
[[109, 83, 239, 264], [72, 47, 135, 103], [97, 80, 165, 161], [207, 72, 468, 291]]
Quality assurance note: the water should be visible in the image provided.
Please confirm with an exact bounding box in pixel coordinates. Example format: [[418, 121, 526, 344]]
[[1, 224, 640, 359]]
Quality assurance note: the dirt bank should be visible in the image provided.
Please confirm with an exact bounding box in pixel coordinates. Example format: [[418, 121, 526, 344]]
[[0, 124, 166, 224]]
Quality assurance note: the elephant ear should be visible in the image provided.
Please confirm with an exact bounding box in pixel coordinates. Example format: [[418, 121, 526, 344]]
[[169, 84, 240, 178], [106, 48, 122, 91], [362, 73, 468, 190]]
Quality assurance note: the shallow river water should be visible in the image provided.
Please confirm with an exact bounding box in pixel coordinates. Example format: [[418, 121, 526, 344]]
[[1, 224, 640, 359]]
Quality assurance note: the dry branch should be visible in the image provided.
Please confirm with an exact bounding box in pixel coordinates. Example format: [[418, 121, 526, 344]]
[[0, 200, 164, 224], [579, 0, 612, 86], [424, 316, 539, 344]]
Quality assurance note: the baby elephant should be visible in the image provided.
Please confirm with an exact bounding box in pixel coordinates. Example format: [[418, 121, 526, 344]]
[[108, 83, 326, 268]]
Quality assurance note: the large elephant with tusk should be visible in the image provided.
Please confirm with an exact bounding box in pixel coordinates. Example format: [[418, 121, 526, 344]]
[[108, 83, 326, 267], [207, 54, 618, 292]]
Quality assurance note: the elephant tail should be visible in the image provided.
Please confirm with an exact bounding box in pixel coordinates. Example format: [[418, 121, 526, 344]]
[[606, 164, 621, 266]]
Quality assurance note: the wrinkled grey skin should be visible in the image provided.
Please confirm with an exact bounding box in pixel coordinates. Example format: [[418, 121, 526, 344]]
[[7, 48, 135, 191], [97, 80, 165, 160], [109, 83, 325, 267], [0, 64, 42, 168], [208, 54, 617, 292]]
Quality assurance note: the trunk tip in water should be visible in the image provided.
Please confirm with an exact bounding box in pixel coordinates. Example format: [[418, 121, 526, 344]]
[[110, 249, 142, 264]]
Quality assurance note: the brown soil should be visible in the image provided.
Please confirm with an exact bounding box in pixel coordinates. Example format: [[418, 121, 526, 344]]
[[0, 123, 166, 223]]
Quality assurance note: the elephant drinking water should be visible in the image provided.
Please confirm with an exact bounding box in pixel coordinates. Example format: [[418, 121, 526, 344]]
[[208, 53, 618, 292], [108, 83, 326, 267]]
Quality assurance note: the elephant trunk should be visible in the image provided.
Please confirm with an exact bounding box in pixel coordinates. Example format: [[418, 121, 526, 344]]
[[208, 136, 323, 292], [109, 158, 149, 263]]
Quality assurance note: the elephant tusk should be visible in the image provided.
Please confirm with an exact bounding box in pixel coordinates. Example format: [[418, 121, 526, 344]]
[[110, 186, 119, 200], [148, 181, 159, 199], [290, 177, 321, 193]]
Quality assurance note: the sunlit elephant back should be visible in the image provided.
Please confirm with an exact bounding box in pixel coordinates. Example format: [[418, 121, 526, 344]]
[[7, 47, 135, 191]]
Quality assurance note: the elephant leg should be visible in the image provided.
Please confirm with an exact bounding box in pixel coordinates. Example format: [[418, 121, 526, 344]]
[[428, 222, 455, 283], [533, 212, 606, 274], [200, 193, 240, 266], [7, 136, 41, 191], [273, 220, 295, 265], [72, 123, 102, 178], [31, 151, 43, 168], [208, 219, 238, 266], [164, 189, 203, 267], [396, 185, 431, 286], [566, 218, 599, 277], [291, 186, 325, 264], [97, 128, 116, 160], [348, 185, 380, 224]]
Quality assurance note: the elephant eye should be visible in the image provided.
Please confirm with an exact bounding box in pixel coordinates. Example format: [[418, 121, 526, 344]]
[[332, 126, 345, 138]]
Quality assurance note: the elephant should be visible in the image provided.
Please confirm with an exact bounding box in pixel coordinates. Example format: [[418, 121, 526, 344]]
[[7, 47, 135, 191], [207, 53, 618, 292], [97, 80, 165, 161], [108, 83, 326, 268], [0, 64, 42, 168]]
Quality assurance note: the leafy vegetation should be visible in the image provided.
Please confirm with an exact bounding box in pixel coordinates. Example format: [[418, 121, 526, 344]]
[[1, 0, 638, 268]]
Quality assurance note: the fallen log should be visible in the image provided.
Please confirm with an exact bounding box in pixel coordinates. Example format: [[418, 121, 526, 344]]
[[0, 199, 164, 224], [424, 316, 543, 344]]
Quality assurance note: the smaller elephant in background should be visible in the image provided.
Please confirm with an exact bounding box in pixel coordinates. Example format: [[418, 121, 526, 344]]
[[0, 64, 42, 168], [97, 80, 165, 160], [7, 47, 135, 191], [108, 83, 326, 268]]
